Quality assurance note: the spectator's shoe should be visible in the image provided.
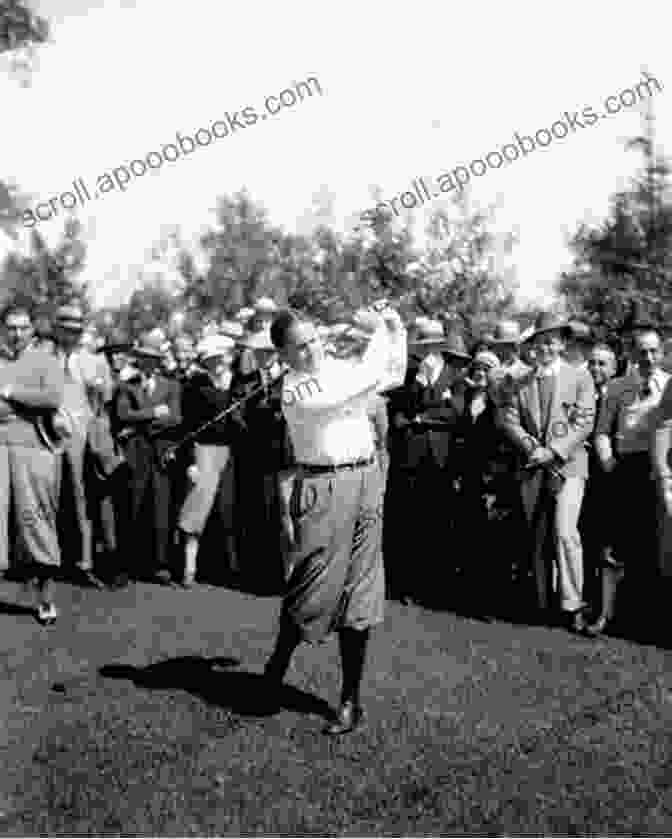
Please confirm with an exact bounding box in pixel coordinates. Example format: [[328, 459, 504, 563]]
[[152, 570, 173, 586], [74, 569, 105, 590], [323, 701, 364, 736], [568, 609, 587, 634], [36, 603, 59, 626], [109, 573, 130, 590], [584, 615, 609, 638]]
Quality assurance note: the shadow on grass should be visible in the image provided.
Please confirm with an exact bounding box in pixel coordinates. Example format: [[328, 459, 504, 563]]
[[99, 656, 333, 720], [0, 598, 35, 616]]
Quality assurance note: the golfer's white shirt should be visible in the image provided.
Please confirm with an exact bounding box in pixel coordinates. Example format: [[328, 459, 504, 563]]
[[284, 323, 403, 466]]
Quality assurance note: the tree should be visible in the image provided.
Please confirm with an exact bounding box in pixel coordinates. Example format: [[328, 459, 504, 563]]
[[0, 0, 49, 84], [0, 2, 50, 242], [351, 190, 518, 339], [0, 219, 89, 315], [189, 191, 286, 315], [556, 103, 672, 329]]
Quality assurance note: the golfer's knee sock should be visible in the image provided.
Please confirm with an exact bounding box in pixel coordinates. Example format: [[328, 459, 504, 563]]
[[339, 627, 370, 706]]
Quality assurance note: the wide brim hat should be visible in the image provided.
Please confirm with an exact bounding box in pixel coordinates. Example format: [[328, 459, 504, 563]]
[[471, 350, 501, 371], [240, 327, 275, 351], [219, 320, 244, 340], [409, 318, 446, 346], [440, 331, 472, 360], [235, 307, 255, 323], [528, 312, 571, 340], [96, 342, 133, 356], [195, 335, 236, 362], [519, 326, 535, 344], [133, 327, 167, 359], [567, 320, 594, 343], [254, 296, 278, 315], [490, 320, 522, 345], [54, 304, 85, 333], [132, 344, 164, 359]]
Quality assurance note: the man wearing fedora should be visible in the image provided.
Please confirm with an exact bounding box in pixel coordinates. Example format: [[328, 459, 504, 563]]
[[52, 303, 114, 589], [387, 320, 471, 604], [114, 330, 182, 584], [500, 312, 596, 630]]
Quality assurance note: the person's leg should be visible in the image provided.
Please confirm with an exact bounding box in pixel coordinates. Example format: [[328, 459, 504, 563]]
[[64, 435, 96, 577], [150, 450, 174, 582], [0, 446, 10, 575], [9, 446, 62, 623], [125, 437, 154, 579], [36, 566, 58, 622], [337, 627, 369, 706], [325, 464, 383, 734], [177, 445, 222, 585], [554, 475, 586, 628], [102, 464, 132, 586], [10, 445, 62, 573]]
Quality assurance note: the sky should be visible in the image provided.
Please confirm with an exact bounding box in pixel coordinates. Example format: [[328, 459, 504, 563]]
[[0, 0, 670, 309]]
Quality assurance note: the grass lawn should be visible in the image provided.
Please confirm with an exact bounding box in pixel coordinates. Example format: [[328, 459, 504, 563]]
[[1, 579, 672, 835]]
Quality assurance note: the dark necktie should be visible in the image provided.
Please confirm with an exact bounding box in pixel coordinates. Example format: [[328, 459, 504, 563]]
[[537, 374, 554, 431], [641, 378, 653, 399]]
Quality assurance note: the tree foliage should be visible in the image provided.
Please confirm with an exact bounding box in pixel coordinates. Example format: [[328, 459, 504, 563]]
[[112, 189, 519, 338], [0, 219, 89, 318], [556, 111, 672, 330], [0, 0, 49, 84], [0, 0, 48, 52]]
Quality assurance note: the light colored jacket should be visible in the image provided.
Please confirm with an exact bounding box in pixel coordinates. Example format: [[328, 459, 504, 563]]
[[499, 360, 596, 479]]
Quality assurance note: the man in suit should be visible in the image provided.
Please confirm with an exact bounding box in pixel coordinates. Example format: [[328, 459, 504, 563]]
[[500, 312, 596, 631], [388, 322, 471, 604], [114, 331, 182, 583], [52, 303, 113, 589], [587, 324, 670, 637]]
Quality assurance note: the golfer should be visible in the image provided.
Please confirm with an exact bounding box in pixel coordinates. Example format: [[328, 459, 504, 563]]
[[263, 305, 406, 734]]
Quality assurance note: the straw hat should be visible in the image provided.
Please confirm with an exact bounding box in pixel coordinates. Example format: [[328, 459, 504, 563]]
[[472, 350, 501, 370], [241, 327, 275, 351], [441, 331, 471, 361], [254, 297, 278, 315], [195, 335, 236, 362], [54, 304, 85, 333], [133, 328, 166, 359], [567, 320, 594, 344], [235, 307, 255, 323], [219, 320, 244, 340], [490, 320, 521, 345], [412, 319, 445, 345], [528, 312, 570, 340]]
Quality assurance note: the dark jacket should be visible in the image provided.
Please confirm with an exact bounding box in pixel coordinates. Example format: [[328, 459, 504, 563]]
[[113, 375, 182, 441], [179, 371, 241, 446], [390, 364, 458, 470]]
